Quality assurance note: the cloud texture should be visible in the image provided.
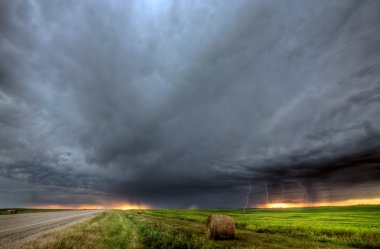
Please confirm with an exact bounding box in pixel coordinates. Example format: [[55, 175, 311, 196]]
[[0, 0, 380, 208]]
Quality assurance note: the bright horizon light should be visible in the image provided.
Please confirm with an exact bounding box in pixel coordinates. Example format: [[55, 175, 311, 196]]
[[29, 202, 151, 210], [27, 197, 380, 210], [256, 198, 380, 209]]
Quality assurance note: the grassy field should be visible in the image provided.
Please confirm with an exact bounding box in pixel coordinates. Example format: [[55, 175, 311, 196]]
[[0, 208, 70, 215], [23, 205, 380, 249]]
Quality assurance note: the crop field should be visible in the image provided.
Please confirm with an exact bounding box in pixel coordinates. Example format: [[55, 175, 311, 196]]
[[23, 205, 380, 249]]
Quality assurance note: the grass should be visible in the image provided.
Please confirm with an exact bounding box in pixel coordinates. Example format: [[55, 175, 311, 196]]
[[23, 205, 380, 249], [24, 211, 139, 249], [0, 208, 70, 215], [144, 205, 380, 248]]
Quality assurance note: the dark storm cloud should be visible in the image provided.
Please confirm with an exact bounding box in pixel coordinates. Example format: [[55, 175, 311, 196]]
[[0, 0, 380, 208]]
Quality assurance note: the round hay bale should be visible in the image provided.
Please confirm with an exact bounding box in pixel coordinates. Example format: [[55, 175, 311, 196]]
[[206, 215, 235, 240]]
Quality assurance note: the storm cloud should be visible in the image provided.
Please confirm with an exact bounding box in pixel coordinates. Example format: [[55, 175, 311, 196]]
[[0, 0, 380, 208]]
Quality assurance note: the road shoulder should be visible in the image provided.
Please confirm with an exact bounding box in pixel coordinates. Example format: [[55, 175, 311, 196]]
[[0, 212, 99, 249]]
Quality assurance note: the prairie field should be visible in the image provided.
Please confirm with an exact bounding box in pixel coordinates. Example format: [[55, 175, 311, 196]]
[[24, 205, 380, 249]]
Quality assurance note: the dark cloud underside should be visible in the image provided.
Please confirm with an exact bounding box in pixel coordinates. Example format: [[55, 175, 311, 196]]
[[0, 0, 379, 208]]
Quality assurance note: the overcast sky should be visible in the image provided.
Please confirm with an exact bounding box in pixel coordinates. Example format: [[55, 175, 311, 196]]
[[0, 0, 379, 208]]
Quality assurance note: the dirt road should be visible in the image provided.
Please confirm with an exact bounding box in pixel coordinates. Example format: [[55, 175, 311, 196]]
[[0, 210, 104, 248]]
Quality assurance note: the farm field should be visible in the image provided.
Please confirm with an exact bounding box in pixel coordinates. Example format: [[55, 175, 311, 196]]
[[22, 205, 380, 249]]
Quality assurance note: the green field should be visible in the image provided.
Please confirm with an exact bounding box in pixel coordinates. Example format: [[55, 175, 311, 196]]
[[24, 205, 380, 249]]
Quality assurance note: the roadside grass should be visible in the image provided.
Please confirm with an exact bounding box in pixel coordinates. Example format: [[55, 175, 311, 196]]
[[0, 209, 70, 215], [23, 211, 139, 249], [21, 206, 380, 249]]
